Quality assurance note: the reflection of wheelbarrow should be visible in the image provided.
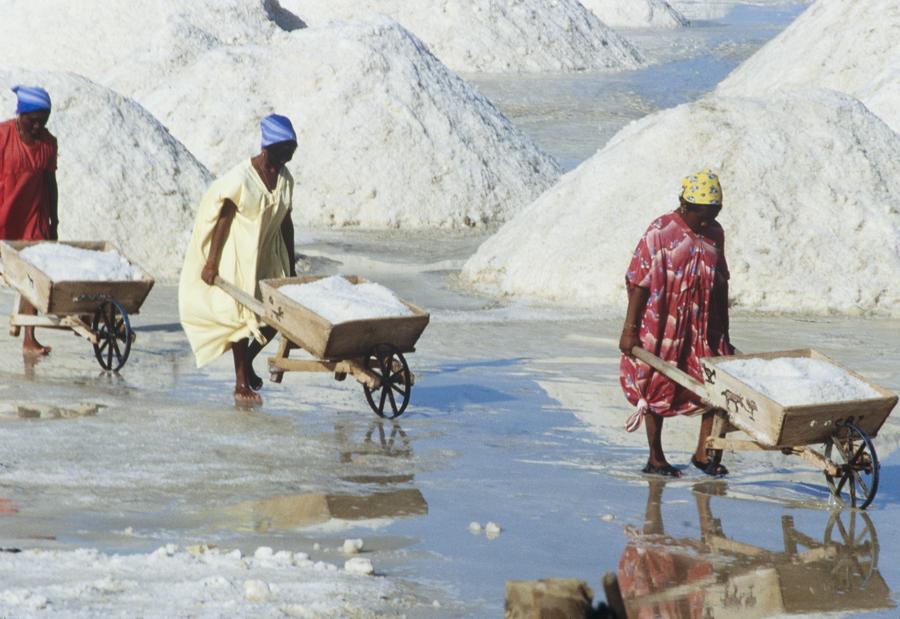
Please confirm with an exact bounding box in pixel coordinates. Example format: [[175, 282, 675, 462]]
[[0, 241, 154, 371], [633, 347, 898, 509], [216, 275, 429, 418]]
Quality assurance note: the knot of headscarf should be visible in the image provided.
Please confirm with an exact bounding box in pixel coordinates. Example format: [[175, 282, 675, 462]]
[[12, 85, 51, 114], [680, 168, 722, 205], [261, 113, 296, 148]]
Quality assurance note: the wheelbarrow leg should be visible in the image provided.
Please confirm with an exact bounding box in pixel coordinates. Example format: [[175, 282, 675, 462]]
[[8, 293, 23, 337], [269, 336, 290, 384], [706, 409, 730, 464]]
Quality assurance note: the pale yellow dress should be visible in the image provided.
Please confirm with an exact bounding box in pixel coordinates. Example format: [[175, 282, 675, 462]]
[[179, 160, 293, 367]]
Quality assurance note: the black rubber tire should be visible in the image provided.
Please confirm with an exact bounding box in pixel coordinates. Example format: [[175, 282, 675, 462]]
[[363, 344, 411, 419], [825, 422, 879, 510], [91, 300, 132, 372]]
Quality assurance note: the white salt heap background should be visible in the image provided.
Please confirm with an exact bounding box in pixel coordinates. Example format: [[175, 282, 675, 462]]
[[279, 0, 645, 73], [717, 0, 900, 133], [717, 357, 881, 406], [580, 0, 688, 29], [19, 244, 143, 282], [463, 89, 900, 315], [280, 276, 414, 324], [0, 70, 210, 280]]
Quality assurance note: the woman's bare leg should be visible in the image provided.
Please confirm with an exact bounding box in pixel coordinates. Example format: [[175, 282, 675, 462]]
[[645, 413, 668, 468], [232, 338, 261, 404]]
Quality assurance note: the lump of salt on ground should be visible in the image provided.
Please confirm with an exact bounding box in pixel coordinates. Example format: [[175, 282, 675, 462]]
[[280, 276, 413, 324], [717, 0, 900, 133], [0, 70, 211, 281], [344, 557, 374, 576], [135, 18, 560, 228], [717, 358, 880, 406], [18, 244, 143, 282], [580, 0, 688, 29], [462, 90, 900, 316], [279, 0, 644, 73]]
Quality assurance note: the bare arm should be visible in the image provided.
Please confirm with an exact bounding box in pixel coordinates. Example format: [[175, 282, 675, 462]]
[[47, 171, 58, 240], [200, 199, 237, 285], [619, 285, 650, 356], [281, 210, 296, 277]]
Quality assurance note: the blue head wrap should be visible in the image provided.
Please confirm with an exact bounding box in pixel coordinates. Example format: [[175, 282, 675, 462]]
[[261, 114, 296, 148], [12, 85, 51, 114]]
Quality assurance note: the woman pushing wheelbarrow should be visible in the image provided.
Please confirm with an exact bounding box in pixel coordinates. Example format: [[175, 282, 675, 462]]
[[619, 169, 733, 478]]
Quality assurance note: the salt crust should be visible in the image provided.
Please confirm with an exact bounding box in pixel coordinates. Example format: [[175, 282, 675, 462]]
[[717, 0, 900, 133], [669, 0, 803, 21], [279, 0, 644, 73], [19, 244, 143, 282], [0, 0, 561, 231], [717, 357, 880, 406], [580, 0, 688, 29], [0, 545, 395, 616], [280, 276, 413, 324], [462, 90, 900, 315], [0, 70, 211, 280]]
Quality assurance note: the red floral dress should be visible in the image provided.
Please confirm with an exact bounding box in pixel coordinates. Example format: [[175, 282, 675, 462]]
[[620, 212, 732, 431], [0, 119, 57, 241]]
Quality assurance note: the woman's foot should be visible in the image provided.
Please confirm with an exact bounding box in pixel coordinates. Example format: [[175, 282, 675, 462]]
[[642, 461, 682, 478], [22, 339, 51, 356], [234, 384, 262, 406], [691, 455, 728, 477]]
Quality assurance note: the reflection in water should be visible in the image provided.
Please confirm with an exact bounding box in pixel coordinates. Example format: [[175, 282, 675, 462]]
[[618, 480, 891, 619], [0, 402, 102, 420], [220, 420, 427, 532]]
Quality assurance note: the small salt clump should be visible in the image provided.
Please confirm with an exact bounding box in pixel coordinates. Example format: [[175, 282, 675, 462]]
[[244, 579, 270, 602], [344, 557, 374, 576], [253, 547, 274, 560], [468, 522, 483, 535], [601, 514, 615, 522], [485, 522, 502, 539], [342, 538, 364, 555]]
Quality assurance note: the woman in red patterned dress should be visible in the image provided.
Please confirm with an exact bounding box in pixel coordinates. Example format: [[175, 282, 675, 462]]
[[0, 85, 58, 355], [619, 169, 733, 477]]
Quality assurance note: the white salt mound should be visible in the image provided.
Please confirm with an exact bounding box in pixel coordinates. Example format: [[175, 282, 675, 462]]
[[717, 0, 900, 133], [19, 244, 143, 282], [462, 90, 900, 316], [280, 0, 644, 73], [280, 276, 414, 324], [580, 0, 688, 29], [344, 557, 374, 576], [341, 538, 364, 554], [0, 70, 211, 280], [132, 18, 560, 228], [717, 357, 880, 406]]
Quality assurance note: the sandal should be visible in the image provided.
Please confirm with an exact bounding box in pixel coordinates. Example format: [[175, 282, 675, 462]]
[[642, 462, 683, 478], [691, 456, 728, 477]]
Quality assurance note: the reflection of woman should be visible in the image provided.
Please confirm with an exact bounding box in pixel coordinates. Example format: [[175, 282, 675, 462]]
[[618, 169, 733, 477], [179, 115, 297, 405]]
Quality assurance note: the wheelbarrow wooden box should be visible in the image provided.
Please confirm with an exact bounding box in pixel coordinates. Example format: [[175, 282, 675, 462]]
[[259, 275, 430, 361], [0, 240, 154, 315], [700, 349, 898, 449]]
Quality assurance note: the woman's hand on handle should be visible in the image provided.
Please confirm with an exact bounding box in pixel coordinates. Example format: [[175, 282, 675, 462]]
[[619, 332, 641, 357], [201, 262, 218, 286]]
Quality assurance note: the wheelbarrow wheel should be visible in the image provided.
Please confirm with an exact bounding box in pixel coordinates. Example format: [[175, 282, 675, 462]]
[[824, 422, 879, 510], [363, 344, 411, 419], [92, 300, 132, 372]]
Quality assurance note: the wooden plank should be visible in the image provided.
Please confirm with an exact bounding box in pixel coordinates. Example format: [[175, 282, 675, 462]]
[[214, 276, 265, 317], [61, 315, 98, 344], [631, 347, 709, 401], [268, 358, 336, 373], [795, 446, 839, 476], [705, 437, 783, 452]]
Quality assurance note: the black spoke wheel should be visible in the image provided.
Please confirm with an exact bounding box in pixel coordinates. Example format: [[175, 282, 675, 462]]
[[824, 510, 879, 590], [825, 422, 879, 510], [91, 300, 132, 372], [363, 344, 411, 419]]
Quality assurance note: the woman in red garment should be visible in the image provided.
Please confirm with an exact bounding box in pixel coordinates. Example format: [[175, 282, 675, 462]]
[[0, 85, 58, 355], [619, 169, 733, 478]]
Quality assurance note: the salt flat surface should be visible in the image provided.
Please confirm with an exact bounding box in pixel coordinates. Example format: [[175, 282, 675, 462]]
[[0, 70, 211, 280], [580, 0, 688, 29], [280, 0, 644, 73], [280, 276, 413, 324], [19, 244, 143, 282], [717, 0, 900, 132], [462, 90, 900, 316], [717, 357, 881, 405], [670, 0, 806, 20]]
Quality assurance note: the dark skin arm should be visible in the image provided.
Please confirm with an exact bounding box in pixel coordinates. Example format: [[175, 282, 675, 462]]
[[201, 199, 237, 285], [619, 284, 650, 357], [47, 170, 58, 240], [281, 210, 296, 277]]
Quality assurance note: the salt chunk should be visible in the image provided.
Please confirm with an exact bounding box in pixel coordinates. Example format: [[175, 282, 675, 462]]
[[342, 538, 364, 554], [601, 514, 615, 522], [485, 522, 502, 539], [468, 522, 483, 535], [253, 547, 274, 559], [244, 579, 270, 602], [344, 557, 374, 576]]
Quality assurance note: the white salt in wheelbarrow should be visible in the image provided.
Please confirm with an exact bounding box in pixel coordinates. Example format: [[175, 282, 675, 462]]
[[0, 241, 154, 372], [216, 275, 430, 418], [633, 347, 898, 509]]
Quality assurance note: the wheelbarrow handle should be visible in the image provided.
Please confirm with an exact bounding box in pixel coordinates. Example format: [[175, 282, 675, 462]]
[[214, 276, 265, 317], [631, 346, 710, 401]]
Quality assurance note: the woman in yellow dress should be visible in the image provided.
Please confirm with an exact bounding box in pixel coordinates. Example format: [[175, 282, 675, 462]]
[[179, 114, 297, 405]]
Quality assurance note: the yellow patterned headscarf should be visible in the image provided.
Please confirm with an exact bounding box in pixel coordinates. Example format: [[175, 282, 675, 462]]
[[680, 168, 722, 205]]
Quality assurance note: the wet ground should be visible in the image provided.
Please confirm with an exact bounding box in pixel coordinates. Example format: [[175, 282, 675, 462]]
[[2, 2, 897, 617]]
